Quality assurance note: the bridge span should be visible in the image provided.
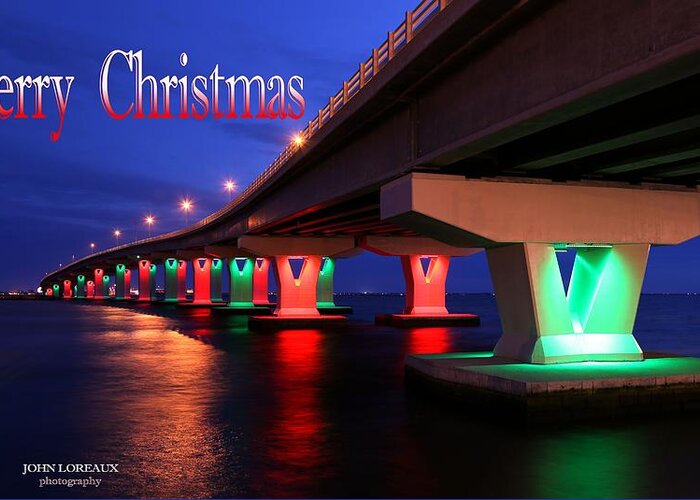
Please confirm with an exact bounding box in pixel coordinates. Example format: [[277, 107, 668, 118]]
[[42, 0, 700, 365]]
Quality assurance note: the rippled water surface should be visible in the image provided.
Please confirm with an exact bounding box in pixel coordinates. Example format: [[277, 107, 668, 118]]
[[1, 294, 700, 498]]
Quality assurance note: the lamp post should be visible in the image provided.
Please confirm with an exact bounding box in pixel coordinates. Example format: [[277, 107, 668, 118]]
[[144, 215, 155, 238], [224, 179, 236, 201], [180, 198, 193, 226], [113, 229, 121, 246]]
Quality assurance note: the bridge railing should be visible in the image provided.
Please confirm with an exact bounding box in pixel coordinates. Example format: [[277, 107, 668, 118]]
[[44, 0, 451, 278]]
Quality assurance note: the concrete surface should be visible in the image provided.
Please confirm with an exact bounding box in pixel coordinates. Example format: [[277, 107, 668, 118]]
[[248, 315, 348, 330], [406, 351, 700, 422], [376, 313, 480, 327]]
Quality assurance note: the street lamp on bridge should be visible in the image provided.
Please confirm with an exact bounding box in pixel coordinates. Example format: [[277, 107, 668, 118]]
[[224, 179, 236, 200], [144, 214, 155, 237], [113, 229, 121, 245], [180, 198, 193, 226], [89, 242, 96, 253]]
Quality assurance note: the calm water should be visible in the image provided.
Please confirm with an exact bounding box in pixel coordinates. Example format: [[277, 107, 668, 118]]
[[1, 294, 700, 498]]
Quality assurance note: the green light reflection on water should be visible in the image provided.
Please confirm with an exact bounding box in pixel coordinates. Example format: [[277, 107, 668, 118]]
[[531, 428, 645, 498]]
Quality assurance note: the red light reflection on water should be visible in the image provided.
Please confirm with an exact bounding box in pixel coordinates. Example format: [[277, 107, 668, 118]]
[[260, 329, 330, 496], [405, 327, 453, 354]]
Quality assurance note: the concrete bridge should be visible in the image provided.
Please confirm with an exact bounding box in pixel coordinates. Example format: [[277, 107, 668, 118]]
[[42, 0, 700, 365]]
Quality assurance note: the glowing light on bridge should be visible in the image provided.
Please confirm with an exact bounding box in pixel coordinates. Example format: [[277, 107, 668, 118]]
[[113, 229, 121, 245], [89, 242, 96, 252], [180, 198, 193, 225], [292, 133, 304, 147], [144, 214, 155, 237], [224, 179, 237, 200]]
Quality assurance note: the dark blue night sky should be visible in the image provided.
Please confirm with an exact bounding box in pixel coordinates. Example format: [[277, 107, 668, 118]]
[[1, 1, 699, 292]]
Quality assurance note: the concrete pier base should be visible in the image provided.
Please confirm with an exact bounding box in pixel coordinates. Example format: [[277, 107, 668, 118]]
[[406, 352, 700, 422], [376, 313, 480, 327], [175, 301, 219, 309], [318, 305, 353, 315], [248, 315, 348, 331], [211, 305, 273, 315]]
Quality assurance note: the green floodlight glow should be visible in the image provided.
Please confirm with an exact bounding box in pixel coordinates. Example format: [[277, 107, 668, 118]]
[[317, 256, 336, 308], [415, 351, 494, 361], [491, 243, 648, 364], [210, 259, 223, 301], [319, 256, 334, 276], [234, 257, 248, 277], [73, 274, 87, 298], [568, 248, 610, 334], [465, 355, 700, 380], [228, 257, 254, 307], [162, 258, 179, 301]]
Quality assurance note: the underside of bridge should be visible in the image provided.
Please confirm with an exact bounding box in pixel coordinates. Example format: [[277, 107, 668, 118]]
[[427, 72, 700, 187], [248, 193, 419, 238]]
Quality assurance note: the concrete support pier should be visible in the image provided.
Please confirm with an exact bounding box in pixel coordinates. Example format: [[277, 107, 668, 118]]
[[162, 258, 183, 303], [361, 236, 480, 327], [211, 258, 223, 303], [487, 243, 648, 364], [92, 269, 107, 300], [114, 264, 131, 300], [136, 259, 153, 301], [173, 253, 222, 307], [204, 247, 273, 315], [62, 279, 72, 299], [193, 257, 211, 304], [316, 257, 352, 315], [252, 257, 272, 306], [239, 236, 352, 330], [75, 274, 86, 299]]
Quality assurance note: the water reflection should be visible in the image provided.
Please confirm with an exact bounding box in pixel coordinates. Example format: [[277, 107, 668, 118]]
[[4, 295, 700, 498], [80, 309, 231, 498], [405, 327, 453, 354], [530, 428, 645, 498], [256, 329, 331, 497]]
